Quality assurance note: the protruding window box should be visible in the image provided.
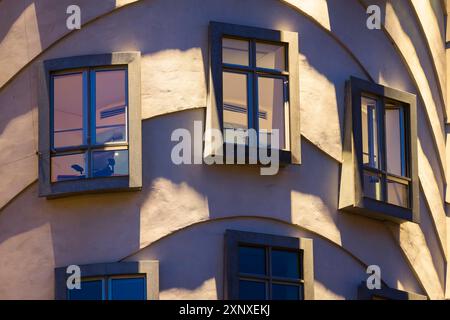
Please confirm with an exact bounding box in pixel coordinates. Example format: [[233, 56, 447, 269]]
[[339, 77, 419, 223], [38, 52, 142, 198]]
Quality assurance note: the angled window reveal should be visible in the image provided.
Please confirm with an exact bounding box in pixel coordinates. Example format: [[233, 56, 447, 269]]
[[206, 22, 300, 165], [55, 261, 158, 300], [339, 77, 419, 223], [38, 52, 142, 198], [225, 230, 314, 300]]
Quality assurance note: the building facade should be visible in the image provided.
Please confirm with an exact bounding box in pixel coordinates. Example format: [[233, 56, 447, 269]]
[[0, 0, 449, 300]]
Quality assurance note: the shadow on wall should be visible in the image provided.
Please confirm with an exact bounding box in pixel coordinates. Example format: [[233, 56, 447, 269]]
[[0, 0, 118, 50], [127, 216, 369, 300]]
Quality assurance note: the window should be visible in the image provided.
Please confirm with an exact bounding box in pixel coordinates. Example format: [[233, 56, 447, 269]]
[[339, 77, 418, 223], [225, 230, 314, 300], [55, 261, 158, 300], [51, 68, 128, 182], [357, 282, 427, 300], [206, 22, 300, 164], [38, 52, 142, 198]]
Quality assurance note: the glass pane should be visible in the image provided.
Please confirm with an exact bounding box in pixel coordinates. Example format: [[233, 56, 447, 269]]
[[239, 280, 266, 300], [385, 106, 406, 177], [363, 170, 382, 201], [258, 77, 286, 149], [272, 284, 301, 300], [223, 72, 248, 144], [361, 97, 379, 169], [387, 180, 409, 208], [109, 277, 146, 300], [68, 279, 104, 300], [53, 73, 85, 148], [239, 246, 266, 275], [94, 70, 127, 144], [92, 150, 128, 178], [51, 153, 87, 182], [256, 42, 285, 71], [271, 250, 300, 279], [223, 38, 249, 66]]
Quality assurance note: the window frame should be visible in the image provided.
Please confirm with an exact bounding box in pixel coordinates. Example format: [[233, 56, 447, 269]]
[[206, 21, 300, 165], [225, 230, 314, 300], [339, 77, 419, 223], [55, 261, 158, 300], [38, 52, 142, 198]]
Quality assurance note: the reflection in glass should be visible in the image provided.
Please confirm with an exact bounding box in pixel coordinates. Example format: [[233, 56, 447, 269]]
[[53, 73, 84, 148], [68, 279, 103, 300], [363, 170, 382, 201], [271, 250, 300, 279], [256, 42, 285, 71], [94, 70, 127, 144], [387, 180, 409, 208], [272, 284, 301, 300], [109, 277, 146, 300], [223, 38, 249, 66], [361, 97, 379, 169], [385, 106, 406, 177], [258, 77, 286, 149], [223, 72, 248, 144], [239, 246, 266, 275], [92, 150, 128, 178], [51, 153, 87, 182], [239, 280, 266, 300]]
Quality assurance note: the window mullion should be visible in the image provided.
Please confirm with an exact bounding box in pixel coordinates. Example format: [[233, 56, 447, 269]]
[[379, 98, 388, 202], [87, 69, 94, 179]]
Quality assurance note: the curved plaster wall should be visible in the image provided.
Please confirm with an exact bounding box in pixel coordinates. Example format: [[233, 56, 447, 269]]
[[0, 0, 448, 299]]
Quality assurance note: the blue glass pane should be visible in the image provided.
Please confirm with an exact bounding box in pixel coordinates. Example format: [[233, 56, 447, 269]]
[[271, 250, 300, 279], [239, 280, 266, 300], [272, 284, 301, 300], [92, 149, 128, 177], [68, 279, 104, 300], [110, 277, 146, 300], [239, 246, 266, 275]]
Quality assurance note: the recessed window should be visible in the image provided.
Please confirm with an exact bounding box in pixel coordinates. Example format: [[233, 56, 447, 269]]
[[68, 276, 146, 300], [238, 245, 303, 300], [225, 230, 314, 300], [339, 77, 418, 223], [38, 52, 142, 198], [207, 22, 301, 164], [221, 37, 289, 150], [55, 261, 158, 300], [50, 68, 129, 183]]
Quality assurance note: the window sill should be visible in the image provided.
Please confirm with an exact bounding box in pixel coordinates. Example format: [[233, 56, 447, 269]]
[[39, 176, 142, 199], [341, 197, 414, 223], [204, 143, 292, 167]]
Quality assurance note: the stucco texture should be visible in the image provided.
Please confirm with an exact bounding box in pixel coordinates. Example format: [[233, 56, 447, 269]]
[[0, 0, 448, 299]]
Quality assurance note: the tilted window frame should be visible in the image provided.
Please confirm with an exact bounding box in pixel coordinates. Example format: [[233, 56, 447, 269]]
[[55, 261, 159, 300], [206, 21, 300, 165], [224, 230, 314, 300], [357, 282, 427, 300], [339, 77, 419, 223], [38, 52, 142, 198]]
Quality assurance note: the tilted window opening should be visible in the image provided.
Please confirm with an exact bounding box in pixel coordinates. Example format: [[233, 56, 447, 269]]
[[51, 67, 129, 183], [361, 96, 410, 208]]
